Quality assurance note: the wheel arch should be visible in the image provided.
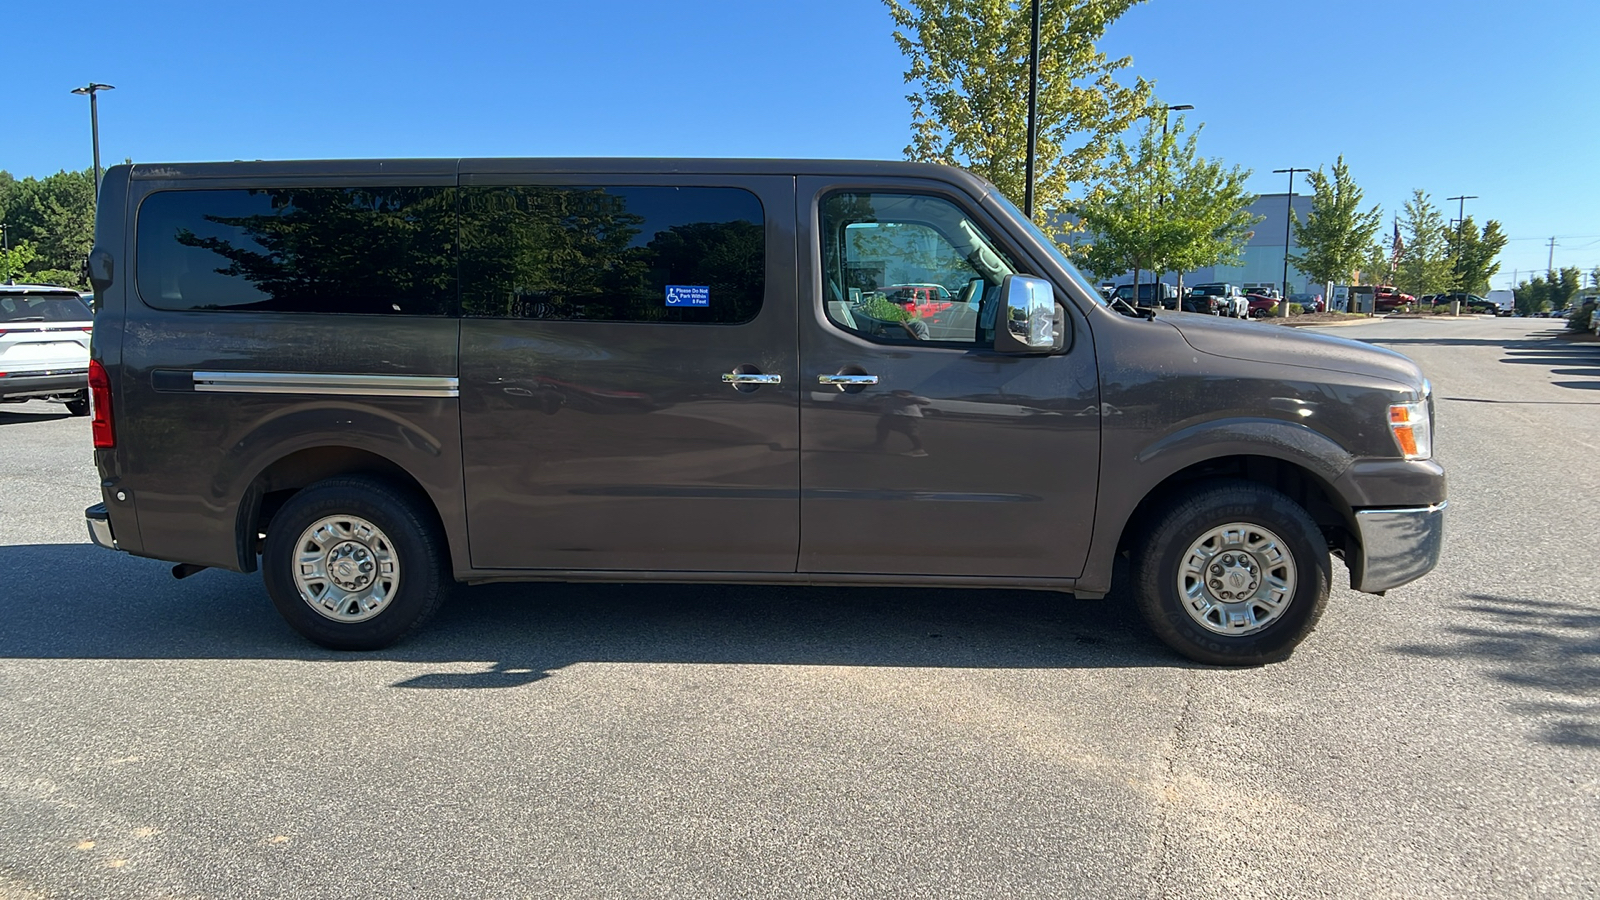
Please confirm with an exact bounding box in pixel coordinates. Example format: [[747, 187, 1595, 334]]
[[1114, 454, 1356, 564], [1078, 417, 1365, 594], [233, 445, 452, 574]]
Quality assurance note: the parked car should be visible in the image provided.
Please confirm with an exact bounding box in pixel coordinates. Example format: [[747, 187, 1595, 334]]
[[0, 284, 94, 414], [1246, 293, 1281, 317], [1113, 281, 1180, 310], [1288, 293, 1325, 313], [81, 158, 1446, 666], [1373, 287, 1416, 312], [1188, 283, 1249, 317]]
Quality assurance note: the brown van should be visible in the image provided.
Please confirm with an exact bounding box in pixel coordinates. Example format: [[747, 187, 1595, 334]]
[[82, 159, 1444, 664]]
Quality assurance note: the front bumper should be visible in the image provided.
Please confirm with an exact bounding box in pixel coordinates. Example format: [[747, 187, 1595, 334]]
[[1350, 502, 1446, 593], [86, 502, 118, 550]]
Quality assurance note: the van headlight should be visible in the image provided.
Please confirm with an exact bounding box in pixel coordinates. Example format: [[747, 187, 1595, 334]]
[[1388, 390, 1432, 460]]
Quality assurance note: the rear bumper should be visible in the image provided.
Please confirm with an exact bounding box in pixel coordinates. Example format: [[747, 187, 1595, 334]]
[[0, 369, 88, 400], [86, 502, 119, 550], [1351, 502, 1446, 593]]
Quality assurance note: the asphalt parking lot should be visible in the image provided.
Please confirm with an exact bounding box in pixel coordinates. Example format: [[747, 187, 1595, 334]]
[[1, 316, 1596, 899]]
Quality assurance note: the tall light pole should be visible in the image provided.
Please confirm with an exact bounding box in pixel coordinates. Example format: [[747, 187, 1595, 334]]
[[70, 83, 115, 190], [1445, 194, 1477, 234], [1157, 103, 1194, 138], [1444, 195, 1476, 305], [1153, 104, 1193, 303], [1023, 0, 1041, 220], [1272, 167, 1310, 317]]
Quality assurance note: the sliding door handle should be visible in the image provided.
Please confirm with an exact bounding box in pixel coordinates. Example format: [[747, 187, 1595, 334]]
[[817, 374, 879, 386]]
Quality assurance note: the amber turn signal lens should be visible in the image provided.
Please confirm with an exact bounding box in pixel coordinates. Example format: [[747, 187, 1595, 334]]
[[1388, 400, 1430, 460]]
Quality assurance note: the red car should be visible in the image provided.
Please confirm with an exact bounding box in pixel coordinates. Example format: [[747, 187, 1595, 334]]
[[1246, 294, 1280, 317], [887, 284, 955, 318], [1373, 287, 1415, 312]]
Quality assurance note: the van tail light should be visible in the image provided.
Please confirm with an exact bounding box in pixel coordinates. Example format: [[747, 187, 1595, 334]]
[[89, 360, 115, 449], [1388, 399, 1431, 460]]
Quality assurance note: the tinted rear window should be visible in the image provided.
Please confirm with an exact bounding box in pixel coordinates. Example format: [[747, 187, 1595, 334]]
[[459, 185, 764, 324], [0, 294, 92, 323], [136, 187, 456, 315]]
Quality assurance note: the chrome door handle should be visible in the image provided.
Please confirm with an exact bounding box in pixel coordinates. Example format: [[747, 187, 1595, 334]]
[[722, 373, 782, 385], [817, 374, 879, 386]]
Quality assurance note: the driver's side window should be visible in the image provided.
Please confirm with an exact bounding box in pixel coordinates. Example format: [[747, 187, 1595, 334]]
[[821, 192, 1015, 345]]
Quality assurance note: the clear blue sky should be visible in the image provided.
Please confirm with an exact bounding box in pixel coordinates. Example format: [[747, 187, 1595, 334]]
[[11, 0, 1596, 287]]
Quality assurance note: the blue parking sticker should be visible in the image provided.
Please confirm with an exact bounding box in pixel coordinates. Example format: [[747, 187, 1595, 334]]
[[665, 285, 710, 307]]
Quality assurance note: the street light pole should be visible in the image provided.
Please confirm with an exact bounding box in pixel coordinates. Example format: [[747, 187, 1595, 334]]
[[1153, 104, 1193, 303], [70, 83, 115, 192], [1023, 0, 1040, 220], [1444, 195, 1477, 306], [1272, 167, 1310, 317]]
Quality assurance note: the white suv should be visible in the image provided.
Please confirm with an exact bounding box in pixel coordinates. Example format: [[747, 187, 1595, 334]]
[[0, 285, 94, 415]]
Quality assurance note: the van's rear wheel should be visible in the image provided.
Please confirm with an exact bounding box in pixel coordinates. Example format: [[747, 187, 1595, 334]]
[[1132, 481, 1329, 665], [262, 476, 448, 650]]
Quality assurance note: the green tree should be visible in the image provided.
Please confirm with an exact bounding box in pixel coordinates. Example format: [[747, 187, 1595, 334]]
[[1444, 217, 1508, 295], [0, 239, 39, 282], [1069, 114, 1258, 292], [1513, 266, 1584, 315], [1357, 241, 1393, 286], [885, 0, 1152, 225], [1287, 156, 1381, 287], [1393, 190, 1452, 296], [0, 168, 95, 287]]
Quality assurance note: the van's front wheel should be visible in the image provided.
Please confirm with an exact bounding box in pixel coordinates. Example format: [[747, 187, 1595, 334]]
[[262, 477, 449, 650], [1132, 481, 1329, 665]]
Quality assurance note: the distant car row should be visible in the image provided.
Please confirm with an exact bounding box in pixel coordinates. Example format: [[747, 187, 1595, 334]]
[[1098, 282, 1321, 318]]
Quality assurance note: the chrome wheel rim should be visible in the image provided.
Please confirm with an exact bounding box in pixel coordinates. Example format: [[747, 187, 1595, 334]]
[[1177, 522, 1296, 636], [292, 515, 400, 623]]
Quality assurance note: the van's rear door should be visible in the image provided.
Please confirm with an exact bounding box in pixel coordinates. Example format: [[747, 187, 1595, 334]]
[[456, 165, 799, 572]]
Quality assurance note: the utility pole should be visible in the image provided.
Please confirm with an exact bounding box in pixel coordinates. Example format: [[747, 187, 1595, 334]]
[[1547, 236, 1558, 275], [1272, 167, 1310, 316], [1023, 0, 1040, 221]]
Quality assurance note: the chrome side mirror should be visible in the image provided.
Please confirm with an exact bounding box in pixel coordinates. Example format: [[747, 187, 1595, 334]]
[[994, 275, 1061, 354]]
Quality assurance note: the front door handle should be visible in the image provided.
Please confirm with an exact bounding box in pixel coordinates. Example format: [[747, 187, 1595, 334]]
[[817, 374, 879, 386], [723, 372, 782, 385]]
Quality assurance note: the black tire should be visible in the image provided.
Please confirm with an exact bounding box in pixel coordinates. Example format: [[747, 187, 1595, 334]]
[[1131, 480, 1330, 666], [261, 476, 450, 650], [65, 395, 90, 416]]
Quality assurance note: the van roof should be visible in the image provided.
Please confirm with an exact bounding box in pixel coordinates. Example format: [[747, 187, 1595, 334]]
[[123, 157, 998, 191]]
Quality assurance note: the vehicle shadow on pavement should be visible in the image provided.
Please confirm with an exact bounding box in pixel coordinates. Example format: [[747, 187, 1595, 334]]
[[0, 542, 1188, 678], [1394, 593, 1600, 750], [0, 408, 71, 426]]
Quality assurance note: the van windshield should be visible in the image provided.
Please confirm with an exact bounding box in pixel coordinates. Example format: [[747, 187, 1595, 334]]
[[986, 190, 1105, 306]]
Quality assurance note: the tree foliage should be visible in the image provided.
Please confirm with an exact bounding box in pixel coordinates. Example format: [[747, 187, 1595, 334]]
[[0, 168, 95, 288], [1444, 217, 1508, 295], [1513, 266, 1583, 315], [1287, 156, 1381, 287], [1068, 114, 1258, 283], [1393, 190, 1453, 296], [885, 0, 1151, 224]]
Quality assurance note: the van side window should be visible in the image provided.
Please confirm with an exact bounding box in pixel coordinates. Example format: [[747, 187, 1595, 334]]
[[459, 186, 764, 325], [135, 187, 455, 315], [820, 192, 1016, 344]]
